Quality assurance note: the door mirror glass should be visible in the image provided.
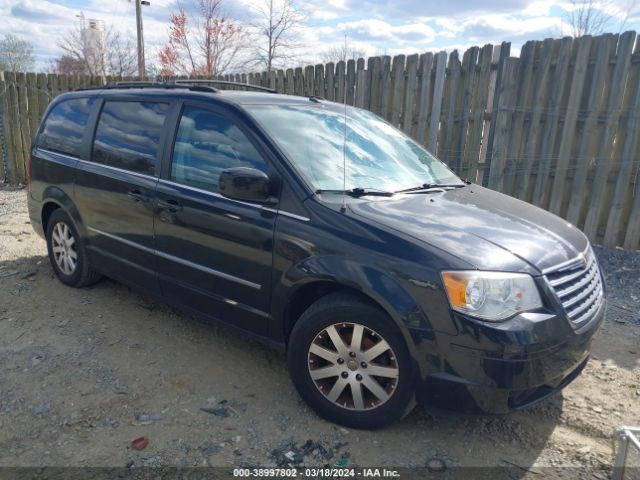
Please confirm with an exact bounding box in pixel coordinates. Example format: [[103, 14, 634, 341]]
[[219, 167, 271, 203]]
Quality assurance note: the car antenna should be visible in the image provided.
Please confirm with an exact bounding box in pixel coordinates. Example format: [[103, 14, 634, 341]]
[[341, 33, 348, 214]]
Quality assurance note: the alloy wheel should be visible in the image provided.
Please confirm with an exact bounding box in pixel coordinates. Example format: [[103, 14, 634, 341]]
[[51, 221, 77, 275], [307, 322, 399, 411]]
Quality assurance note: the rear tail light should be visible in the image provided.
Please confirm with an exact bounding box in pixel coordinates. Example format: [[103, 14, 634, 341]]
[[27, 154, 32, 191]]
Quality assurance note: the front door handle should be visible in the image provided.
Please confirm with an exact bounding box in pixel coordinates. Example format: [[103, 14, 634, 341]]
[[127, 189, 149, 202], [158, 199, 183, 213]]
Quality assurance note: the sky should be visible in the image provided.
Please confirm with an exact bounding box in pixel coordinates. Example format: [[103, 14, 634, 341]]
[[1, 0, 639, 71]]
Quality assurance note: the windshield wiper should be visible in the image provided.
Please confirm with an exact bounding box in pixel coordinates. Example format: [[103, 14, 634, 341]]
[[315, 187, 394, 197], [395, 182, 467, 194]]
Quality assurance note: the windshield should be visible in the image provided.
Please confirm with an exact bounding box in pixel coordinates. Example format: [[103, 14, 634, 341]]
[[245, 104, 461, 192]]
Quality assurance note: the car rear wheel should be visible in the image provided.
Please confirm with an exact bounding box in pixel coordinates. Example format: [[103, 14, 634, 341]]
[[288, 293, 415, 429], [46, 209, 101, 287]]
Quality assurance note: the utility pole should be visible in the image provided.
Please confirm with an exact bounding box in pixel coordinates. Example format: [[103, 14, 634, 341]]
[[76, 12, 86, 60], [133, 0, 150, 78]]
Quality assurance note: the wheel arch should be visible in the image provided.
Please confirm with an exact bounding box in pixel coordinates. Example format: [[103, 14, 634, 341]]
[[276, 259, 429, 363], [283, 281, 379, 341], [40, 186, 86, 236]]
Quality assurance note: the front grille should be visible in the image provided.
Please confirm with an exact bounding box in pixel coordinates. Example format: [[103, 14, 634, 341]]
[[545, 248, 604, 325]]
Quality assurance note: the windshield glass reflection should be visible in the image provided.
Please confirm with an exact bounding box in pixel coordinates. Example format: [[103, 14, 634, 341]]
[[246, 104, 460, 192]]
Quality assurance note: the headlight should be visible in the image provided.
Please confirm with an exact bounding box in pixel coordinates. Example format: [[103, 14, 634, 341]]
[[441, 271, 543, 321]]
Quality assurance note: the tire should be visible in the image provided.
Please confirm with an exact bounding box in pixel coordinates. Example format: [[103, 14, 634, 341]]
[[288, 292, 415, 429], [46, 209, 101, 288]]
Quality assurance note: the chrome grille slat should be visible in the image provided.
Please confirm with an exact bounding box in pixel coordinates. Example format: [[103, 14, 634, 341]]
[[548, 254, 595, 287], [545, 248, 604, 325], [572, 290, 604, 324], [555, 262, 598, 298], [565, 280, 601, 317], [562, 275, 600, 309]]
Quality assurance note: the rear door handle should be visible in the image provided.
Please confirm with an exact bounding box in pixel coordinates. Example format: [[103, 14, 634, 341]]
[[127, 189, 149, 202], [158, 199, 183, 213]]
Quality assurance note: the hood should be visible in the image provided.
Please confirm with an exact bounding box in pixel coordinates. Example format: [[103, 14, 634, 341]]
[[348, 185, 589, 274]]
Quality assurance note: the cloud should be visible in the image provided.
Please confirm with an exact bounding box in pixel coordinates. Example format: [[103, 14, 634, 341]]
[[341, 0, 534, 18], [0, 0, 639, 71], [333, 19, 437, 44], [10, 0, 70, 24]]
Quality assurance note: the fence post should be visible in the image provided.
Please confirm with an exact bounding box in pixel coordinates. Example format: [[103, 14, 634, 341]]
[[26, 73, 40, 155], [487, 58, 519, 191], [16, 73, 31, 182], [440, 50, 462, 168], [368, 56, 382, 115], [503, 41, 535, 197], [415, 52, 434, 146], [335, 61, 345, 103], [379, 56, 392, 121], [304, 65, 314, 97], [346, 60, 356, 106], [426, 52, 446, 154], [5, 72, 23, 184], [388, 55, 405, 128], [325, 63, 335, 101], [354, 58, 367, 109], [294, 67, 304, 96], [36, 73, 49, 119], [482, 42, 511, 186], [402, 54, 419, 137], [463, 44, 492, 182], [452, 47, 477, 175], [314, 64, 324, 98]]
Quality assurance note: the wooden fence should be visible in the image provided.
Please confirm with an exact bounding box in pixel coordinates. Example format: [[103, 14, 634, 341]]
[[1, 32, 640, 249]]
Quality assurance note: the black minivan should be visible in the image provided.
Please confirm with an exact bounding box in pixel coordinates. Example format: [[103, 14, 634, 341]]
[[28, 82, 605, 428]]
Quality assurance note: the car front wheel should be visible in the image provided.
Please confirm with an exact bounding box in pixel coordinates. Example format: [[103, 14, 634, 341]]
[[288, 293, 415, 429]]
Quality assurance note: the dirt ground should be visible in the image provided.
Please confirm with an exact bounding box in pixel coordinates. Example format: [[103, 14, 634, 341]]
[[0, 185, 639, 478]]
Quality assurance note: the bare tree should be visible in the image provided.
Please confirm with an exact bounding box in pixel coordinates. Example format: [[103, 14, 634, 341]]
[[320, 45, 367, 64], [159, 0, 247, 77], [250, 0, 306, 72], [563, 0, 635, 36], [107, 31, 138, 76], [49, 55, 86, 75], [0, 34, 35, 72], [54, 21, 138, 76]]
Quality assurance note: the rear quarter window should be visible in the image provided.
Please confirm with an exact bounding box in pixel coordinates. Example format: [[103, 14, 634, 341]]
[[38, 97, 95, 157]]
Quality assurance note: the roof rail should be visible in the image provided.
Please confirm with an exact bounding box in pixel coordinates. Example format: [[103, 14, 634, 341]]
[[115, 81, 165, 87], [173, 79, 276, 93], [75, 82, 218, 93]]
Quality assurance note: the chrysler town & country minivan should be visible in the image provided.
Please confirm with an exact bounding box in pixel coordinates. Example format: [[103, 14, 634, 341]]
[[27, 82, 605, 428]]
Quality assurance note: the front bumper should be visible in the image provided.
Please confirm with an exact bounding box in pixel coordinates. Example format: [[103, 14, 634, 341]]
[[417, 300, 605, 413]]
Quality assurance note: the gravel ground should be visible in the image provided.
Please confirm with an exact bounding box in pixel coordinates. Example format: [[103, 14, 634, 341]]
[[0, 185, 639, 478]]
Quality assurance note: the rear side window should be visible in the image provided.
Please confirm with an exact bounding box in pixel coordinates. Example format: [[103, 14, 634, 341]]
[[92, 101, 169, 175], [38, 97, 95, 157], [170, 106, 268, 193]]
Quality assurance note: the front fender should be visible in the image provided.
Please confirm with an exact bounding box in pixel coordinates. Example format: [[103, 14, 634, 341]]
[[273, 254, 435, 361]]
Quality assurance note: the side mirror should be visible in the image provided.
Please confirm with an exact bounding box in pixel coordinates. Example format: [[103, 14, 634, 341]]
[[219, 167, 273, 204]]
